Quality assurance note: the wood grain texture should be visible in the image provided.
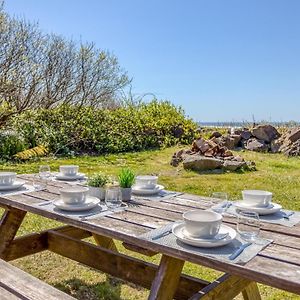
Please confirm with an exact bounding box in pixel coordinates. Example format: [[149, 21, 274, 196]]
[[47, 231, 209, 300], [242, 282, 262, 300], [189, 273, 256, 300], [92, 233, 118, 251], [1, 179, 300, 295], [149, 255, 185, 300], [0, 259, 75, 299], [0, 208, 26, 259]]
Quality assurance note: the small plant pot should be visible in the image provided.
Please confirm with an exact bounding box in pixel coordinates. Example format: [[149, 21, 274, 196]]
[[120, 187, 132, 202], [88, 186, 105, 200]]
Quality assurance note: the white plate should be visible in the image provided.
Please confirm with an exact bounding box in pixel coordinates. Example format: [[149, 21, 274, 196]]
[[172, 223, 236, 248], [0, 180, 26, 191], [132, 184, 164, 195], [53, 196, 100, 211], [55, 173, 86, 181], [234, 201, 282, 215]]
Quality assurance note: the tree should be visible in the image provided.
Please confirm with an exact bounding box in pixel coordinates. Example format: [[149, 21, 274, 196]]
[[0, 4, 130, 126]]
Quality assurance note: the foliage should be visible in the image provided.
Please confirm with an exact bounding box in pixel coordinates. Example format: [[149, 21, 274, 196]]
[[0, 130, 27, 160], [14, 145, 48, 161], [118, 168, 135, 188], [11, 100, 197, 156], [0, 5, 129, 126], [87, 173, 110, 188]]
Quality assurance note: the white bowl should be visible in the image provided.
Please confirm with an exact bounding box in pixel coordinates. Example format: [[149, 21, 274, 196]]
[[183, 210, 222, 238], [242, 190, 272, 207], [59, 186, 89, 204], [135, 175, 158, 189], [59, 165, 79, 177], [0, 172, 16, 186]]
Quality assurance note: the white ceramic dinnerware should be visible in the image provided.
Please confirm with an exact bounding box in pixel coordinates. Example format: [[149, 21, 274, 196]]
[[54, 196, 100, 211], [234, 201, 282, 215], [183, 210, 222, 238], [135, 175, 158, 189], [0, 172, 16, 186], [59, 186, 89, 205], [59, 165, 79, 177], [132, 184, 164, 195], [0, 172, 25, 191], [242, 190, 272, 207], [172, 223, 236, 248]]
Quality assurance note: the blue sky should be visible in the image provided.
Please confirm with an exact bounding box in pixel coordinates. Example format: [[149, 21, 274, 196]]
[[5, 0, 300, 122]]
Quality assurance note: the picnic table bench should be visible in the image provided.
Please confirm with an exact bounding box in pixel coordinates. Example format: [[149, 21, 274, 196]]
[[0, 258, 75, 299], [0, 173, 300, 299]]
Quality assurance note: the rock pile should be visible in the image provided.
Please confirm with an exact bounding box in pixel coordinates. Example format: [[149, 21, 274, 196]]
[[170, 137, 255, 172], [170, 124, 300, 172]]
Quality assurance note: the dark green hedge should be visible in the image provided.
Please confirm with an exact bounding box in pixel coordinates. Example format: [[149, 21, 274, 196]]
[[8, 100, 196, 157]]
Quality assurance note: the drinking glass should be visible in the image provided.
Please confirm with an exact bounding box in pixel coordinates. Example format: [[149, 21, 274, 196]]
[[237, 211, 260, 242], [211, 192, 230, 214], [105, 187, 122, 209], [39, 165, 51, 179]]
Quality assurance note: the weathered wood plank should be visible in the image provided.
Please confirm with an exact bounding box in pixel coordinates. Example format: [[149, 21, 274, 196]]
[[93, 233, 118, 251], [149, 255, 184, 300], [0, 259, 75, 299], [242, 282, 262, 300], [0, 208, 26, 259], [189, 273, 254, 300], [5, 225, 91, 261], [47, 231, 209, 300]]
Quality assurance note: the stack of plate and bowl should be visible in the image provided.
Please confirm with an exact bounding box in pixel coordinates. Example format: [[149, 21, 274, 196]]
[[172, 210, 236, 248], [132, 175, 164, 196], [53, 186, 100, 211], [234, 190, 282, 215], [0, 172, 25, 192], [55, 165, 85, 181]]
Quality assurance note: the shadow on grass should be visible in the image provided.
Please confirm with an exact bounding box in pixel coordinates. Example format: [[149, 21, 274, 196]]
[[54, 276, 124, 300]]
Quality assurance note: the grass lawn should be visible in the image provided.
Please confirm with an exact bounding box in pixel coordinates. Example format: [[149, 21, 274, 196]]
[[1, 146, 300, 299]]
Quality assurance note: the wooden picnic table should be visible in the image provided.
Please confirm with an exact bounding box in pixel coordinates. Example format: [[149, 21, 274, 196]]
[[0, 173, 300, 300]]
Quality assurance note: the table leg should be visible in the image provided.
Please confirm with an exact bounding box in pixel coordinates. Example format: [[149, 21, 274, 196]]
[[242, 282, 262, 300], [92, 233, 118, 251], [0, 208, 26, 259], [148, 254, 184, 300]]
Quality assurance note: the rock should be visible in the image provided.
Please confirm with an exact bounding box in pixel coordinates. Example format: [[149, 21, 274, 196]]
[[170, 157, 181, 167], [209, 131, 222, 139], [223, 149, 233, 157], [230, 134, 242, 147], [240, 130, 252, 140], [221, 136, 236, 150], [245, 138, 269, 152], [183, 155, 223, 171], [270, 139, 283, 153], [251, 125, 280, 143], [286, 128, 300, 143], [222, 160, 246, 171], [192, 138, 210, 154]]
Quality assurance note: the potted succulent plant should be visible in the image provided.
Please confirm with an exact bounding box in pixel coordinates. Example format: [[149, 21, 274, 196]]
[[118, 168, 135, 202], [87, 173, 110, 200]]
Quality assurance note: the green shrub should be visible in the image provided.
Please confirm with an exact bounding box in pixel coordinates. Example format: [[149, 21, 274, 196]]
[[11, 100, 197, 155], [87, 173, 110, 187], [118, 168, 135, 188], [0, 130, 27, 160]]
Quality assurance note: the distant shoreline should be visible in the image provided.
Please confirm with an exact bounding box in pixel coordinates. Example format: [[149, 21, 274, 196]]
[[198, 121, 300, 128]]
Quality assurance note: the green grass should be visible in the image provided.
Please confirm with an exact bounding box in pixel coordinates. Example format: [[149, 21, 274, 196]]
[[1, 147, 300, 299]]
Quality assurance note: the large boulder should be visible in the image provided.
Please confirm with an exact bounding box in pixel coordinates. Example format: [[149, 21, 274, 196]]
[[222, 160, 246, 171], [251, 125, 280, 143], [286, 128, 300, 143], [240, 130, 252, 140], [245, 138, 269, 152], [183, 155, 223, 171], [220, 136, 236, 150], [209, 131, 222, 139]]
